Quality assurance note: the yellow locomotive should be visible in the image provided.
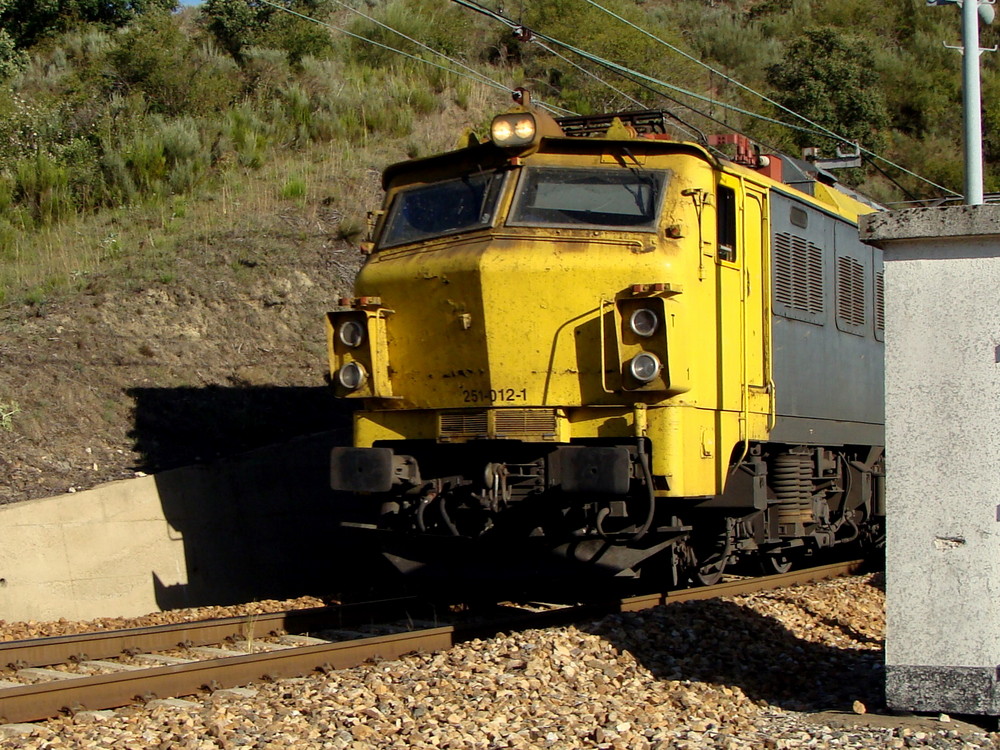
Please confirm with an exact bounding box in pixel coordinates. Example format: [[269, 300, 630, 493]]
[[327, 96, 885, 587]]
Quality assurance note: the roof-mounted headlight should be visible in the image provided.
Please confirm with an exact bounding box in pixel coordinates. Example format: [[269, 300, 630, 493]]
[[491, 113, 538, 148]]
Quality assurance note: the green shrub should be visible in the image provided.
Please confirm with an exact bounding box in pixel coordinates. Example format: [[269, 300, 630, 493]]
[[225, 107, 270, 168], [0, 400, 19, 432], [123, 133, 168, 193], [99, 147, 139, 206], [15, 152, 73, 224], [362, 100, 413, 138], [202, 0, 335, 64], [242, 46, 295, 100], [0, 217, 17, 261], [109, 10, 240, 116], [346, 0, 481, 70], [281, 177, 306, 199], [767, 28, 889, 152]]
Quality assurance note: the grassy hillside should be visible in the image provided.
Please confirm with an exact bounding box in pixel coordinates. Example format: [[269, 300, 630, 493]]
[[0, 0, 992, 500]]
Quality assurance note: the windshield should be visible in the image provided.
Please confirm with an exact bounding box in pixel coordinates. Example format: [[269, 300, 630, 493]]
[[378, 171, 503, 249], [509, 166, 665, 230]]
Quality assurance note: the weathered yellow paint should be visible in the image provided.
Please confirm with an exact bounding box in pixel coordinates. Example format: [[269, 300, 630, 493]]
[[329, 132, 872, 499]]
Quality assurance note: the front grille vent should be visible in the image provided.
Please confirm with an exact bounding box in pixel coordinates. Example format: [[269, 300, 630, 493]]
[[439, 411, 489, 439], [439, 409, 559, 441], [495, 409, 558, 436]]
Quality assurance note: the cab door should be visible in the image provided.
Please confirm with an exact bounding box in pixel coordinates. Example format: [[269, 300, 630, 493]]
[[715, 172, 770, 475]]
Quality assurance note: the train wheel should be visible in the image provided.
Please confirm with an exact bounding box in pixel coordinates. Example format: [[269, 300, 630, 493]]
[[687, 524, 731, 587], [759, 551, 793, 576], [692, 559, 726, 587]]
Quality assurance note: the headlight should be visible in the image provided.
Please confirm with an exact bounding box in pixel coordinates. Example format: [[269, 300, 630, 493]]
[[629, 308, 659, 338], [491, 113, 537, 147], [628, 353, 661, 383], [338, 320, 365, 348], [492, 119, 513, 142], [338, 362, 368, 390], [514, 118, 535, 139]]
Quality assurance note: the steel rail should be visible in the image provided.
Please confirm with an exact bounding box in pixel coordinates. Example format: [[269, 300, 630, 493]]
[[0, 628, 454, 724], [0, 559, 867, 724], [619, 559, 866, 612], [0, 597, 423, 671]]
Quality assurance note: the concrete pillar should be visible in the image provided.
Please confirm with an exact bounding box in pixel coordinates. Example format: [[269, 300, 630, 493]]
[[860, 205, 1000, 715]]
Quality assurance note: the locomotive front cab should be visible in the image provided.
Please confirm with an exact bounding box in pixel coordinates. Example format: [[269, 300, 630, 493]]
[[326, 103, 883, 586], [325, 106, 741, 581]]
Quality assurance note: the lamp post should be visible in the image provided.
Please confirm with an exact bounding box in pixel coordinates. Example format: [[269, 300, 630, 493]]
[[930, 0, 994, 204]]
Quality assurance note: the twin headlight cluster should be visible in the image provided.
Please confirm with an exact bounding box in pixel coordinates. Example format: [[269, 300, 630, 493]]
[[625, 308, 662, 384], [336, 319, 367, 390], [336, 320, 368, 391], [328, 308, 391, 398], [616, 296, 669, 391], [490, 113, 538, 148]]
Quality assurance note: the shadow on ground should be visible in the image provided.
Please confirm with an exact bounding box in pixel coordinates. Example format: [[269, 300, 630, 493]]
[[128, 385, 398, 611], [586, 597, 884, 713]]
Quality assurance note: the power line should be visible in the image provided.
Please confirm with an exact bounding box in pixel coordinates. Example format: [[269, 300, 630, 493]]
[[450, 0, 827, 136], [583, 0, 831, 138], [257, 0, 957, 199], [449, 0, 961, 198], [257, 0, 575, 116], [581, 0, 962, 198], [325, 0, 517, 99], [531, 40, 705, 143]]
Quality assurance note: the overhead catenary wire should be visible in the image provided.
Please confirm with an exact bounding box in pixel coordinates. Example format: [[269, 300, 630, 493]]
[[449, 0, 829, 137], [259, 0, 955, 199], [581, 0, 962, 197], [531, 39, 706, 143], [490, 6, 813, 158], [582, 0, 839, 141], [451, 0, 857, 161], [449, 0, 960, 198], [325, 0, 514, 100], [256, 0, 575, 116]]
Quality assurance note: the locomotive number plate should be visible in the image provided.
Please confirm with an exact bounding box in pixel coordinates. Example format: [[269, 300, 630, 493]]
[[462, 388, 528, 404]]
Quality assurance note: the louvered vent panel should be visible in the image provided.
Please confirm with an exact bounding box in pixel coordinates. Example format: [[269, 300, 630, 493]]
[[774, 233, 794, 308], [439, 411, 488, 439], [495, 409, 558, 437], [875, 271, 885, 332], [805, 244, 824, 313], [774, 232, 824, 315], [836, 256, 866, 328]]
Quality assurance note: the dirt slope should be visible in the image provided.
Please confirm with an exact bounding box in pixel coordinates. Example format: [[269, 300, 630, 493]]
[[0, 204, 364, 504]]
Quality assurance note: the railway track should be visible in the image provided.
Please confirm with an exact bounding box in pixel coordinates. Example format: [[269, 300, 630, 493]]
[[0, 560, 865, 725]]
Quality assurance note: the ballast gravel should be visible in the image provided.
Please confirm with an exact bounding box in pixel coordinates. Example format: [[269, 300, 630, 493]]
[[2, 574, 997, 749]]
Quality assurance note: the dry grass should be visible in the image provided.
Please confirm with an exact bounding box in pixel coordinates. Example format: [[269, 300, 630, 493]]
[[0, 81, 504, 309]]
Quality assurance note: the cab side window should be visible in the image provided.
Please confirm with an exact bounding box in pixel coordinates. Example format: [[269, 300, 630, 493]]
[[717, 185, 737, 262]]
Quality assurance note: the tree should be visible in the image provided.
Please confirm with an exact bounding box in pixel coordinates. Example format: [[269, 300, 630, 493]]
[[0, 0, 178, 49], [0, 27, 26, 78], [200, 0, 259, 60], [200, 0, 333, 63], [767, 27, 889, 153]]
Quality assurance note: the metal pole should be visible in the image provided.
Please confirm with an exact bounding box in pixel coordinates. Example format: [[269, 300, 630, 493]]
[[962, 0, 985, 204]]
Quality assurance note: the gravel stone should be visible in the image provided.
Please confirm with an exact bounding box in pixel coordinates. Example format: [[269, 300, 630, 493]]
[[2, 574, 998, 748]]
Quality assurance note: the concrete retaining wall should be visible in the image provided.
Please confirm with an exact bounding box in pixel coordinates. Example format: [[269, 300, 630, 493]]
[[0, 432, 390, 622]]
